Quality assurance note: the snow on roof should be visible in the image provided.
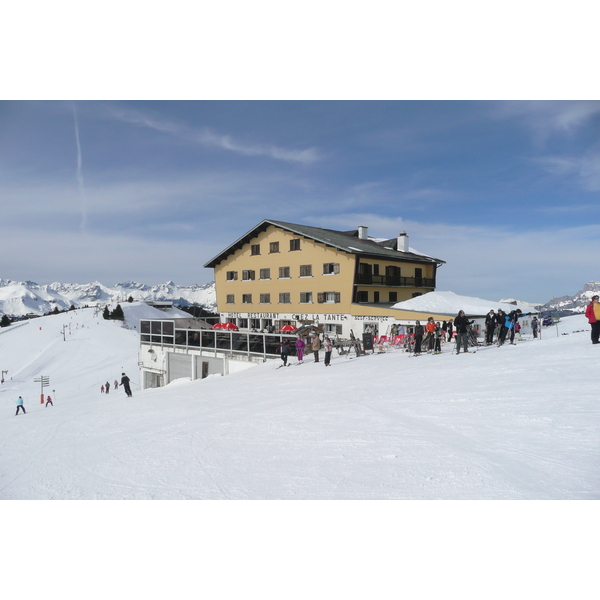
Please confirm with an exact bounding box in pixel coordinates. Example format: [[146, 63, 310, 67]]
[[392, 291, 538, 317]]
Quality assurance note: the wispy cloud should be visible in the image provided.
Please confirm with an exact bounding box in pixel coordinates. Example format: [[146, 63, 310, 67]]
[[535, 153, 600, 191], [493, 100, 600, 146], [105, 106, 320, 165], [73, 104, 88, 231]]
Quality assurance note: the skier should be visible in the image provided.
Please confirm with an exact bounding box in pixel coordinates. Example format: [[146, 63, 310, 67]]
[[295, 336, 305, 363], [454, 310, 474, 354], [114, 379, 119, 390], [506, 309, 527, 345], [585, 294, 600, 344], [323, 336, 333, 366], [278, 340, 291, 367], [15, 396, 26, 415], [121, 373, 133, 397], [105, 381, 110, 394], [433, 322, 443, 354], [425, 317, 436, 352], [531, 316, 539, 339], [413, 321, 424, 355], [496, 309, 508, 345], [485, 310, 496, 345], [45, 395, 53, 407], [101, 385, 105, 393]]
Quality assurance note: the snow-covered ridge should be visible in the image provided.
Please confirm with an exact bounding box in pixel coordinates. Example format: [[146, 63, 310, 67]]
[[0, 279, 216, 317]]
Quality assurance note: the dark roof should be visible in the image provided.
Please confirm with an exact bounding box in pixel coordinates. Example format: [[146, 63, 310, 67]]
[[204, 219, 445, 268]]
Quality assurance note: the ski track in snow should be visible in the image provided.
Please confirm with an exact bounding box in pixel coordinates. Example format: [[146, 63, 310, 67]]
[[0, 306, 598, 499]]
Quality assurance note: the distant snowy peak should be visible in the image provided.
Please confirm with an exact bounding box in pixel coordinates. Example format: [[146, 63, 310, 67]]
[[0, 280, 216, 317], [542, 281, 600, 314]]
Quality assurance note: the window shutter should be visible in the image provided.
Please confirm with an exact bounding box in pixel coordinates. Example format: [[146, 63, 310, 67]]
[[317, 293, 325, 303], [333, 263, 340, 274], [334, 292, 341, 303]]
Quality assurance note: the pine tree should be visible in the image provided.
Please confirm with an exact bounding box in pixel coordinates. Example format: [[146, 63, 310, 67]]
[[103, 306, 110, 320], [127, 296, 134, 303], [111, 304, 125, 321], [1, 314, 11, 328]]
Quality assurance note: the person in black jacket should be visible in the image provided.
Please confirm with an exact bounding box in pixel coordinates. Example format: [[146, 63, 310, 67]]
[[413, 321, 424, 355], [485, 310, 496, 345], [454, 310, 474, 354], [496, 309, 508, 345], [121, 372, 133, 397]]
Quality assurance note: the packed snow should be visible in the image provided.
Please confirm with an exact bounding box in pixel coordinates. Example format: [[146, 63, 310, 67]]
[[392, 290, 537, 315], [0, 304, 597, 500]]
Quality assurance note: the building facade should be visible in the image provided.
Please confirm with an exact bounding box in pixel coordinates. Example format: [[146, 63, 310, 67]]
[[204, 220, 447, 337]]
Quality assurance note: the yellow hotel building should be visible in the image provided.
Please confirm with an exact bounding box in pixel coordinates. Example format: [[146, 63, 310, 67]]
[[204, 220, 449, 336]]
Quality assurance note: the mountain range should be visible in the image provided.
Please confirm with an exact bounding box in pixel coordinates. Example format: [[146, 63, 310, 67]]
[[1, 279, 598, 319], [0, 279, 217, 317]]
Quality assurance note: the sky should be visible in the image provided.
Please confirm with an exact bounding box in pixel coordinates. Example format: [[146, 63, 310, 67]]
[[1, 4, 599, 306], [2, 100, 600, 303]]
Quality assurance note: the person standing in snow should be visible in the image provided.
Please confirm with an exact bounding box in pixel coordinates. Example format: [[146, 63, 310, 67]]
[[446, 320, 453, 343], [413, 321, 424, 355], [531, 316, 539, 339], [101, 385, 105, 393], [114, 379, 119, 390], [425, 317, 436, 352], [434, 322, 442, 354], [278, 340, 291, 367], [312, 334, 321, 363], [323, 336, 333, 366], [105, 381, 110, 394], [506, 309, 527, 345], [295, 336, 305, 363], [45, 395, 53, 407], [585, 295, 600, 344], [121, 373, 133, 397], [454, 310, 474, 354], [485, 310, 496, 345], [496, 309, 508, 345], [15, 396, 26, 415]]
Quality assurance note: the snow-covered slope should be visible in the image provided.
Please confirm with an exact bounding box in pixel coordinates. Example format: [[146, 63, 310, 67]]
[[0, 279, 216, 317], [392, 290, 536, 315], [0, 306, 597, 500]]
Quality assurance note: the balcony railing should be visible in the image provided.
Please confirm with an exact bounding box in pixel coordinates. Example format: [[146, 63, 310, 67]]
[[355, 274, 435, 287]]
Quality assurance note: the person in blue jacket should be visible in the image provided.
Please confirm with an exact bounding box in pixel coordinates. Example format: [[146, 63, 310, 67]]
[[15, 396, 26, 415], [505, 309, 528, 345]]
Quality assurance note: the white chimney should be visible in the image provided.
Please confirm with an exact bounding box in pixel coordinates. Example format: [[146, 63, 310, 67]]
[[358, 226, 369, 240], [397, 231, 409, 252]]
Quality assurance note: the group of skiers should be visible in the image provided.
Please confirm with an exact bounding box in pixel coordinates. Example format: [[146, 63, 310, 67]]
[[278, 334, 333, 367], [411, 308, 531, 356], [101, 373, 133, 397]]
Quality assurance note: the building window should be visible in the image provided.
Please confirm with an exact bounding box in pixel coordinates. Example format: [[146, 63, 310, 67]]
[[251, 244, 260, 255], [356, 291, 368, 303], [259, 268, 271, 280], [389, 291, 398, 303], [279, 266, 291, 279], [323, 262, 340, 275], [373, 292, 380, 303], [299, 264, 312, 277], [300, 292, 313, 303], [260, 293, 271, 304], [373, 264, 380, 276], [226, 294, 235, 304], [226, 271, 238, 281], [290, 238, 301, 251], [242, 294, 252, 304], [324, 324, 343, 335], [242, 270, 255, 281], [279, 293, 291, 304], [412, 292, 422, 298], [269, 242, 280, 253], [318, 291, 341, 303]]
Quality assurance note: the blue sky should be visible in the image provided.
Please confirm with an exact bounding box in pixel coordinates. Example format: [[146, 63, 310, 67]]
[[1, 99, 599, 303]]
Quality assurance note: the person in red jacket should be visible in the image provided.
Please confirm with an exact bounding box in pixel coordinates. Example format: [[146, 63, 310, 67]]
[[585, 295, 600, 344]]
